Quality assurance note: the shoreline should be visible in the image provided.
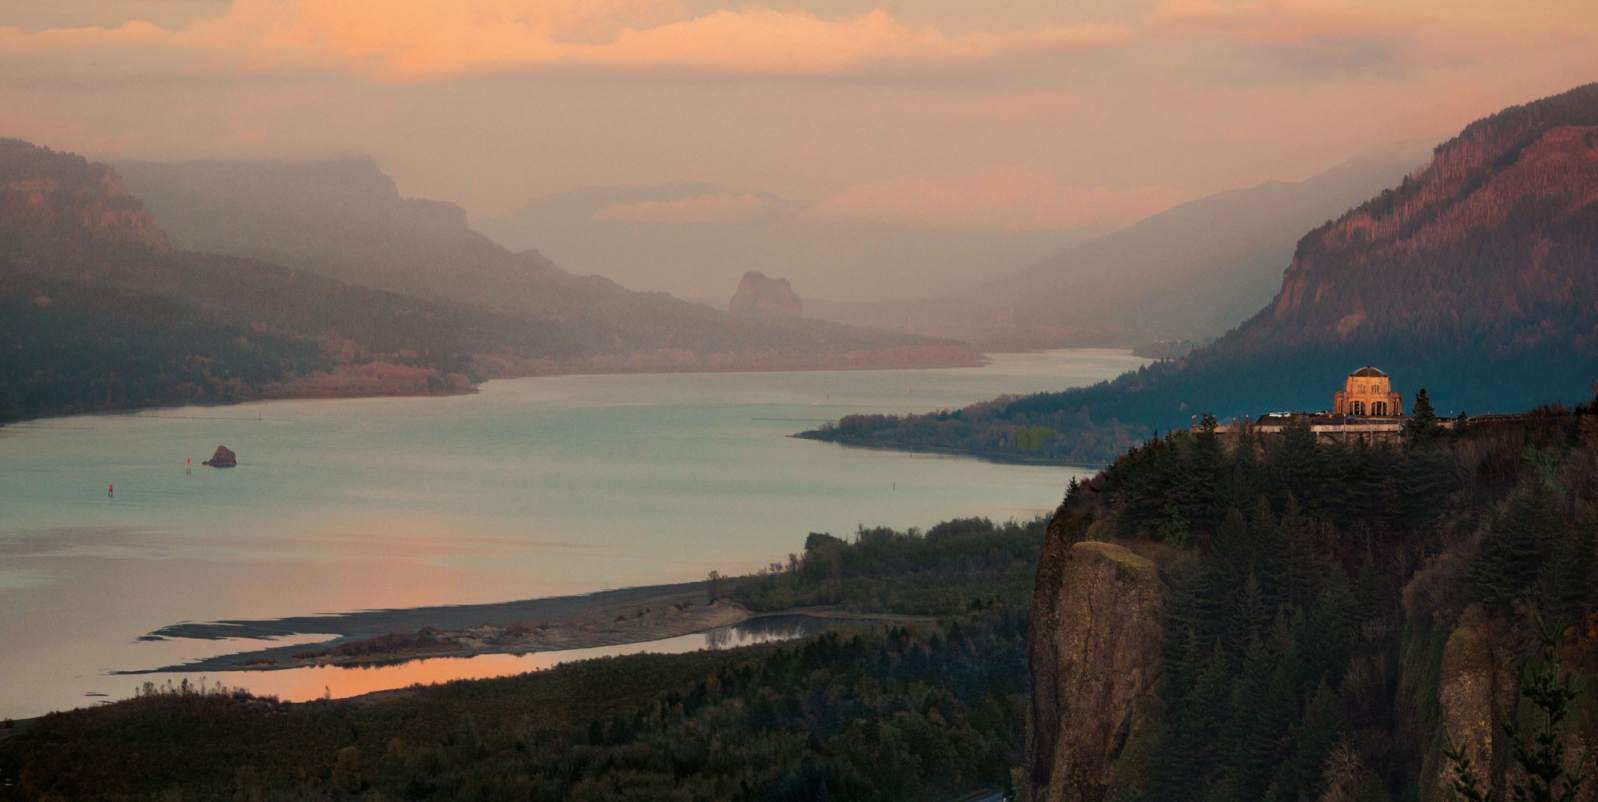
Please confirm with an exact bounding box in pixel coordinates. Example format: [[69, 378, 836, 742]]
[[0, 347, 992, 430], [123, 580, 934, 675], [792, 430, 1107, 470]]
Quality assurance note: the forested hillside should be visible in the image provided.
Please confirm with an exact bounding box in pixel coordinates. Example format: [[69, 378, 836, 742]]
[[801, 84, 1598, 466], [1027, 405, 1598, 802]]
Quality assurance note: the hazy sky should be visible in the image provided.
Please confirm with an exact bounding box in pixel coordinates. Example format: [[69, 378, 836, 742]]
[[4, 1, 1594, 229]]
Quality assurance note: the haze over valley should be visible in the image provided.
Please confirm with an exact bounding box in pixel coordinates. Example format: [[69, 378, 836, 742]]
[[3, 3, 1597, 801]]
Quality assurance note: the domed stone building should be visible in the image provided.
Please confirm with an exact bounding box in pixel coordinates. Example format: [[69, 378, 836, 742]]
[[1333, 366, 1404, 417], [1207, 365, 1425, 445]]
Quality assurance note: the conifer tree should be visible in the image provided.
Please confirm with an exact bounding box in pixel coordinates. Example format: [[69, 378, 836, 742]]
[[1272, 419, 1322, 512], [1470, 475, 1561, 613], [1187, 413, 1229, 532], [1277, 496, 1321, 611], [1447, 625, 1588, 802], [1268, 679, 1348, 802], [1503, 625, 1585, 802], [1405, 388, 1444, 445], [1163, 641, 1233, 799]]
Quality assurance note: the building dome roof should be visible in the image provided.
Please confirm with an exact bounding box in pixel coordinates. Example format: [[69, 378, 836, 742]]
[[1349, 366, 1388, 378]]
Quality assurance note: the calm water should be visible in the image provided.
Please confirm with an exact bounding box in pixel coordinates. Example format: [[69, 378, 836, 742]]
[[0, 349, 1144, 718]]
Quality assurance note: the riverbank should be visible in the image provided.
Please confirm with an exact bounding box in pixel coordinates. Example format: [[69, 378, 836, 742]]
[[125, 580, 934, 675], [0, 342, 984, 429]]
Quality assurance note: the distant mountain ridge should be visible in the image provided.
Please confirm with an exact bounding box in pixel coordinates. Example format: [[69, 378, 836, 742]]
[[978, 141, 1436, 342], [116, 156, 977, 364], [810, 142, 1434, 347], [116, 156, 626, 319], [0, 141, 531, 422], [476, 182, 1087, 305], [1, 142, 978, 424], [800, 83, 1598, 465]]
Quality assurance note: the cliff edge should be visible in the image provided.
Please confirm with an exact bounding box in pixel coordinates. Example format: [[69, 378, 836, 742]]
[[1026, 539, 1165, 802]]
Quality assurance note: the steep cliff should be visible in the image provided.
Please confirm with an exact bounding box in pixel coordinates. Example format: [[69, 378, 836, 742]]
[[1026, 539, 1165, 802], [1024, 411, 1598, 802], [0, 139, 168, 251]]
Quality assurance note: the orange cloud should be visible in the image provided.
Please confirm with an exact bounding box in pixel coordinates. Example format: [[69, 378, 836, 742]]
[[808, 169, 1183, 231], [1, 1, 1127, 83]]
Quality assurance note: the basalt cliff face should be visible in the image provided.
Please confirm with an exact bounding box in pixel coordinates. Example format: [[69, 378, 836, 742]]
[[1026, 538, 1164, 802]]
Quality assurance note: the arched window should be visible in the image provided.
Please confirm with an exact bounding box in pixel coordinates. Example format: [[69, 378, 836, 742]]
[[1351, 401, 1366, 416], [1372, 401, 1387, 416]]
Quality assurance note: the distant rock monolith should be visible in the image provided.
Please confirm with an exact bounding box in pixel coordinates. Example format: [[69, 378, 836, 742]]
[[728, 271, 802, 319]]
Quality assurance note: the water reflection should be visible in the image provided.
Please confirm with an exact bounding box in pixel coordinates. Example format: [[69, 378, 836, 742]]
[[153, 615, 836, 704], [704, 614, 829, 649]]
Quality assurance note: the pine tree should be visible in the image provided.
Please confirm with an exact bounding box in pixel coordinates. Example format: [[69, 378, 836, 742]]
[[1503, 624, 1585, 802], [1228, 573, 1272, 653], [1397, 446, 1460, 531], [1213, 507, 1254, 589], [1226, 633, 1292, 800], [1405, 388, 1444, 445], [1278, 497, 1322, 612], [1271, 418, 1323, 513], [1227, 431, 1263, 513], [1443, 739, 1495, 802], [1187, 413, 1229, 534], [1470, 475, 1561, 613], [1267, 679, 1348, 802], [1163, 641, 1233, 799]]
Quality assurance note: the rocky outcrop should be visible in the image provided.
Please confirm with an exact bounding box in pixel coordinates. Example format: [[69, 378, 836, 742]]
[[1434, 612, 1502, 800], [1026, 539, 1165, 802], [728, 271, 802, 319], [0, 139, 169, 251], [202, 445, 238, 468]]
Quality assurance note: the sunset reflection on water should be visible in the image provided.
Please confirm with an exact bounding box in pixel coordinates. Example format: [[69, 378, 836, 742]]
[[157, 616, 825, 703]]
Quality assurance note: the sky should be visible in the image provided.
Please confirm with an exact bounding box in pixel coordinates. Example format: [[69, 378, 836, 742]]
[[3, 0, 1595, 230]]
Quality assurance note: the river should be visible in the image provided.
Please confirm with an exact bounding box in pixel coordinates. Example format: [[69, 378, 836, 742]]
[[0, 349, 1145, 718]]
